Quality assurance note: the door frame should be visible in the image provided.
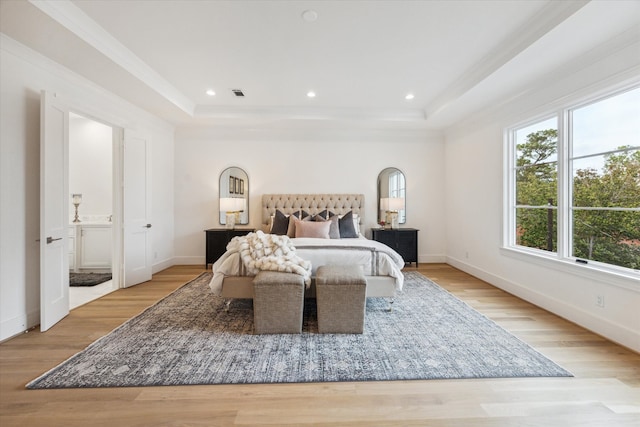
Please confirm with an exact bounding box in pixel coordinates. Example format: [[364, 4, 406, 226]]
[[68, 109, 124, 291], [112, 127, 124, 290], [41, 88, 154, 330]]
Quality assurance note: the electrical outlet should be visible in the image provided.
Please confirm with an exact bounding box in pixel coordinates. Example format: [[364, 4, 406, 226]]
[[465, 251, 469, 259], [596, 295, 605, 308], [154, 251, 158, 260]]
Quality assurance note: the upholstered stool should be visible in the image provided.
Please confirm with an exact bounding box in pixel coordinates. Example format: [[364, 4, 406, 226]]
[[315, 265, 367, 334], [252, 271, 305, 334]]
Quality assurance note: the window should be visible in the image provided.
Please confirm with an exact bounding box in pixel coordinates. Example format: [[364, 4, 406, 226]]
[[388, 170, 406, 223], [507, 86, 640, 273], [514, 117, 558, 253]]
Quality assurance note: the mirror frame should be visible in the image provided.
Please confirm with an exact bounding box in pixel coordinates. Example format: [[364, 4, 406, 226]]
[[219, 167, 249, 225], [377, 167, 406, 225]]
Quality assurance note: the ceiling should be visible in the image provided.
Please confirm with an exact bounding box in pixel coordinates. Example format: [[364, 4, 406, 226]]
[[1, 0, 639, 129]]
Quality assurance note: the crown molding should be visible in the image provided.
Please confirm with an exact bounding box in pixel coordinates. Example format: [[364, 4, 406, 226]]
[[193, 105, 427, 122], [443, 27, 640, 139], [1, 33, 175, 132], [175, 122, 443, 143], [29, 0, 196, 116], [425, 0, 589, 121]]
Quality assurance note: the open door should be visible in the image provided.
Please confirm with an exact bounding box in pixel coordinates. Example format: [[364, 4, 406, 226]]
[[123, 129, 152, 287], [40, 91, 69, 331]]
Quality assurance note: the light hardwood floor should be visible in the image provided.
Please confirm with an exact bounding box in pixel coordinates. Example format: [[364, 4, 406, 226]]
[[1, 264, 638, 426]]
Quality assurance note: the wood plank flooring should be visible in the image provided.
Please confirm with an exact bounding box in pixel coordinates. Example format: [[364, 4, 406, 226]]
[[1, 264, 638, 426]]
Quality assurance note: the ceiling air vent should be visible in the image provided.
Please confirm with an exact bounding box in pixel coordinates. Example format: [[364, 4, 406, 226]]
[[232, 89, 245, 97]]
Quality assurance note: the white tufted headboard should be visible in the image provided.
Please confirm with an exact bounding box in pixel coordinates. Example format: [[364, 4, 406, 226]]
[[261, 194, 364, 225]]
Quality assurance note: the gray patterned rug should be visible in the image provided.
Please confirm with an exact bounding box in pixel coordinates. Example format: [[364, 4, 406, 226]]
[[27, 272, 571, 388]]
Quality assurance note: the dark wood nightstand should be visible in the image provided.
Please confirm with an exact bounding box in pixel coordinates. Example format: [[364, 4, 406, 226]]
[[371, 228, 419, 267], [205, 228, 254, 268]]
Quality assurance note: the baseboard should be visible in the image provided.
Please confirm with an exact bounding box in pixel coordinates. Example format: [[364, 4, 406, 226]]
[[446, 256, 640, 353], [0, 314, 27, 342], [0, 308, 39, 343], [172, 256, 206, 266], [152, 257, 175, 274], [419, 254, 447, 263]]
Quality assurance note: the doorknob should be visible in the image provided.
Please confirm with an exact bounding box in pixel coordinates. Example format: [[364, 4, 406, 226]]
[[144, 224, 152, 228], [46, 236, 62, 244]]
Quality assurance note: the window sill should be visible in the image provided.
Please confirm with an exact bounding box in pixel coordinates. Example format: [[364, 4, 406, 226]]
[[500, 246, 640, 292]]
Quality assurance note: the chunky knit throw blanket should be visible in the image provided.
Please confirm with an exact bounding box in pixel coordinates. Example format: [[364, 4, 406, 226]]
[[233, 231, 312, 285]]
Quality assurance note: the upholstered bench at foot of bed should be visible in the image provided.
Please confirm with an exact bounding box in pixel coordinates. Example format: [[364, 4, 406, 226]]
[[315, 265, 367, 334], [252, 271, 305, 334]]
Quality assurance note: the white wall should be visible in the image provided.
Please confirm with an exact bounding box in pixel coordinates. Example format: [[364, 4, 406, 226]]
[[148, 125, 176, 273], [444, 39, 640, 352], [69, 114, 112, 222], [173, 126, 446, 266], [0, 35, 175, 341]]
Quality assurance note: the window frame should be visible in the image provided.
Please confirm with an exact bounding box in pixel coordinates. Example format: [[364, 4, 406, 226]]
[[388, 170, 406, 223], [503, 84, 640, 290]]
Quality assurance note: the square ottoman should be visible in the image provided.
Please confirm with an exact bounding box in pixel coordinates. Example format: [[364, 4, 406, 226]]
[[315, 265, 367, 334], [252, 271, 305, 334]]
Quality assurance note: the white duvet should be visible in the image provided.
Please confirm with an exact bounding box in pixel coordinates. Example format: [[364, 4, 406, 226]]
[[209, 233, 405, 295]]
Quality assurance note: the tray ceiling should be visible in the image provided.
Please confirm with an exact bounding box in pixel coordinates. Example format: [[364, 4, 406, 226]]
[[1, 0, 638, 128]]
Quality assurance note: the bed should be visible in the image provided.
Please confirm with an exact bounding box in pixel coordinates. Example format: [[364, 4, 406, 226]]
[[209, 194, 405, 303]]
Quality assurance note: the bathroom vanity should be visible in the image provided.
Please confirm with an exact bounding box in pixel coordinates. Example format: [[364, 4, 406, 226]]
[[69, 223, 112, 272]]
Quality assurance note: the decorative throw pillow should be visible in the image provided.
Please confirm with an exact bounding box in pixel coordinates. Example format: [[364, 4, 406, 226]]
[[270, 210, 290, 235], [314, 215, 340, 239], [287, 210, 310, 237], [294, 219, 331, 239], [338, 211, 359, 238], [270, 210, 310, 236], [313, 210, 335, 221]]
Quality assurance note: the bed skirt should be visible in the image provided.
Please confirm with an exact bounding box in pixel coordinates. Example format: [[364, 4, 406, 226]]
[[220, 275, 396, 299]]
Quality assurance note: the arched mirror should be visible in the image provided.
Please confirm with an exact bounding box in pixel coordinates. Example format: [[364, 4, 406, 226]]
[[219, 167, 249, 225], [377, 167, 406, 227]]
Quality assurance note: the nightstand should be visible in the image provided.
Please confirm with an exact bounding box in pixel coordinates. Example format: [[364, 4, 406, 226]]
[[371, 228, 419, 267], [205, 228, 254, 268]]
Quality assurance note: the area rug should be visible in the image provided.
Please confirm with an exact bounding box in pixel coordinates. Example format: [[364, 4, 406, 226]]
[[70, 272, 112, 287], [27, 272, 571, 389]]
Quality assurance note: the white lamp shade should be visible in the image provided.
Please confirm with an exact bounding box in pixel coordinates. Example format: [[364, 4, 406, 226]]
[[72, 193, 82, 204], [219, 197, 235, 212], [388, 197, 404, 211], [235, 198, 247, 212], [220, 197, 246, 212], [380, 198, 390, 211]]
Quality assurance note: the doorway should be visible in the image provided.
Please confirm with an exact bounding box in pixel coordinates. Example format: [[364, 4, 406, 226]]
[[41, 91, 151, 330], [68, 113, 115, 308]]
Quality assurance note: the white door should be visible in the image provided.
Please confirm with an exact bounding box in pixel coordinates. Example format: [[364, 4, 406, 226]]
[[123, 130, 152, 287], [40, 91, 69, 331]]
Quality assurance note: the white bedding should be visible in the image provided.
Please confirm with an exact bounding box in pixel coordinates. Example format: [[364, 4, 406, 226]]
[[209, 234, 405, 295]]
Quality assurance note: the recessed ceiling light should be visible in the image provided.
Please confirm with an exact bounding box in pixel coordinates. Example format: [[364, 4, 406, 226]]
[[206, 89, 215, 96], [307, 91, 316, 98], [405, 93, 415, 100], [302, 10, 318, 22]]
